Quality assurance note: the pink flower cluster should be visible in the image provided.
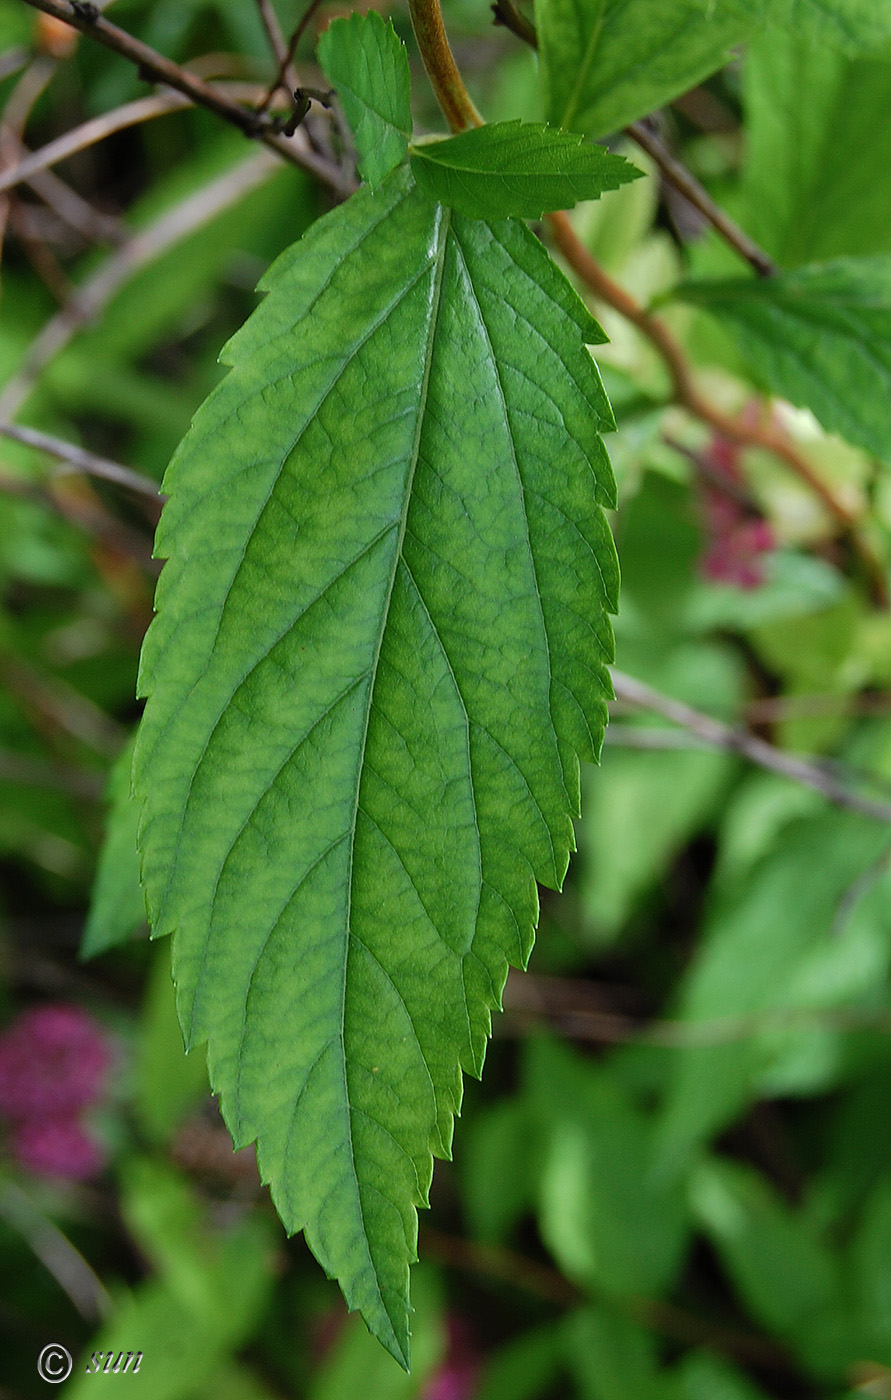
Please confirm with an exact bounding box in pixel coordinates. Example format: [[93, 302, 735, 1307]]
[[699, 435, 775, 590], [0, 1004, 111, 1180], [421, 1317, 478, 1400]]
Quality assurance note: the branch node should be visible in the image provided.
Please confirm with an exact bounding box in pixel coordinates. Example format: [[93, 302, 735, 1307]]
[[69, 1, 99, 21]]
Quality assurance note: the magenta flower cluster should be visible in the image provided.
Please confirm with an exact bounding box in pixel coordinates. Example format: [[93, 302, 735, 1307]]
[[0, 1004, 112, 1180], [699, 434, 775, 590]]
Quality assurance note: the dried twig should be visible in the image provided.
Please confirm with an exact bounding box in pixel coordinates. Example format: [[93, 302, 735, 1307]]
[[255, 0, 327, 118], [610, 668, 891, 824], [19, 0, 350, 195], [0, 422, 162, 503]]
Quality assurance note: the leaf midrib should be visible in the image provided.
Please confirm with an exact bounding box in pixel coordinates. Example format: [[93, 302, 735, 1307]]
[[337, 199, 451, 1355]]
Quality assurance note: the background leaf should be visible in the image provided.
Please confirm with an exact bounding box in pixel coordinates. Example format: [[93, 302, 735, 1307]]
[[739, 29, 891, 265], [318, 13, 411, 188], [81, 734, 144, 958], [410, 122, 640, 220], [679, 258, 891, 459], [134, 165, 617, 1363], [535, 0, 757, 137]]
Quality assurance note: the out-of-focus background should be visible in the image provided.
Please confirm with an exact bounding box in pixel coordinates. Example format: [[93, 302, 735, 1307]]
[[3, 1, 891, 1396]]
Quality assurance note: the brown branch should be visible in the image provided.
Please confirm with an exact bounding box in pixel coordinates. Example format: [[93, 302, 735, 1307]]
[[407, 0, 483, 133], [626, 119, 776, 278], [255, 0, 327, 118], [610, 668, 891, 824], [547, 210, 888, 600], [18, 0, 350, 196], [422, 1226, 793, 1372], [503, 971, 891, 1047], [0, 465, 156, 562], [0, 92, 187, 196]]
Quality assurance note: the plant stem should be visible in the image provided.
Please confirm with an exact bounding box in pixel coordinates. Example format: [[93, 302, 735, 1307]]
[[406, 0, 482, 133], [547, 210, 889, 602]]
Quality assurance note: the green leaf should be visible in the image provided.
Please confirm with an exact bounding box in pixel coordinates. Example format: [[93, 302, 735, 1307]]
[[81, 735, 146, 959], [410, 122, 640, 220], [135, 165, 618, 1364], [657, 810, 891, 1166], [318, 13, 411, 187], [740, 31, 891, 265], [529, 1039, 688, 1299], [775, 0, 891, 54], [679, 258, 891, 459], [691, 1158, 853, 1373], [535, 0, 757, 138]]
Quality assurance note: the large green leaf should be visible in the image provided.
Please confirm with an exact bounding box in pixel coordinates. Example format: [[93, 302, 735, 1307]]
[[410, 122, 640, 220], [318, 13, 411, 188], [535, 0, 756, 137], [679, 258, 891, 460], [740, 30, 891, 265], [134, 164, 618, 1363], [775, 0, 891, 53]]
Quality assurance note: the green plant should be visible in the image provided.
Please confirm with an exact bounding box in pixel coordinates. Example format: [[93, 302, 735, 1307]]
[[4, 0, 891, 1392]]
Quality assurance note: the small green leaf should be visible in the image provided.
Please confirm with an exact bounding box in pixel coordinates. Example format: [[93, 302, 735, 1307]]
[[135, 164, 618, 1364], [410, 122, 640, 220], [81, 735, 145, 959], [318, 13, 411, 187], [679, 257, 891, 459], [535, 0, 758, 137]]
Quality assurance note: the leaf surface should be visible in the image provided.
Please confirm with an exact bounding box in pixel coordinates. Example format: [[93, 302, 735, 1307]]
[[318, 13, 411, 187], [775, 0, 891, 53], [535, 0, 756, 137], [740, 31, 891, 265], [410, 122, 640, 219], [134, 165, 618, 1364], [679, 258, 891, 459], [81, 736, 145, 958]]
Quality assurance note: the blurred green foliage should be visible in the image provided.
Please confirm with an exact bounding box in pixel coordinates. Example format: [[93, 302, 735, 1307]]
[[2, 0, 891, 1394]]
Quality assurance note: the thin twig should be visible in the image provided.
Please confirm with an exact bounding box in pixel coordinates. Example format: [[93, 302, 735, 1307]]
[[255, 0, 327, 118], [255, 0, 291, 74], [0, 93, 187, 196], [421, 1225, 793, 1371], [0, 149, 282, 422], [0, 1184, 112, 1321], [19, 0, 350, 196], [746, 692, 891, 723], [1, 57, 57, 268], [503, 971, 891, 1047], [0, 422, 162, 502], [0, 82, 305, 198], [547, 210, 888, 602], [0, 652, 126, 756], [0, 465, 156, 563], [626, 119, 776, 278], [0, 747, 103, 798], [610, 668, 891, 824]]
